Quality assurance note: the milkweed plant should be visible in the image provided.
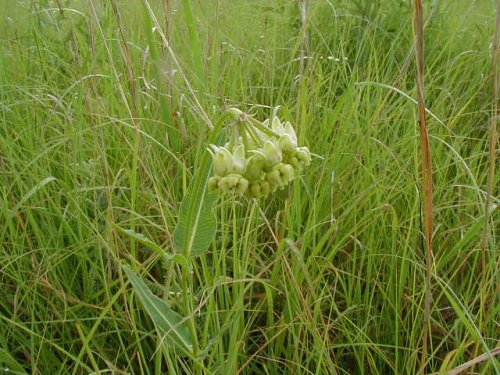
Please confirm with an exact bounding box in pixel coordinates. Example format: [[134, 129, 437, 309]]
[[208, 108, 311, 198]]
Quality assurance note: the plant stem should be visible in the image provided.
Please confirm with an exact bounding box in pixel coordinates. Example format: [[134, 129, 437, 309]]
[[181, 261, 200, 366], [245, 120, 267, 145], [239, 122, 251, 157], [229, 120, 240, 150]]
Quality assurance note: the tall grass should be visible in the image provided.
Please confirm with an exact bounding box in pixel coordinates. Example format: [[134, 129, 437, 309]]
[[0, 1, 498, 374]]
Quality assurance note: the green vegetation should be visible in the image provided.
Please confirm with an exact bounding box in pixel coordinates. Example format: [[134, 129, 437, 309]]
[[0, 0, 498, 373]]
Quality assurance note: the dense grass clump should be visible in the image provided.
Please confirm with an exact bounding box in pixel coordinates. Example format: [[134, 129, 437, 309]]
[[0, 1, 498, 374]]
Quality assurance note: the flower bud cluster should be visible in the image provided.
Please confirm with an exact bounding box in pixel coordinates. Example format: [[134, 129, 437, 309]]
[[208, 111, 311, 198]]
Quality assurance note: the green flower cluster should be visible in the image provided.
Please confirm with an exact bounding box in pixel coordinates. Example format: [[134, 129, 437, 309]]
[[208, 110, 311, 198]]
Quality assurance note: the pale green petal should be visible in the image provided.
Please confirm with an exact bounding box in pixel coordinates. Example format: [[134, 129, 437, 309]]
[[283, 122, 297, 144], [271, 116, 282, 131], [231, 144, 246, 174], [262, 140, 282, 165], [279, 134, 297, 152]]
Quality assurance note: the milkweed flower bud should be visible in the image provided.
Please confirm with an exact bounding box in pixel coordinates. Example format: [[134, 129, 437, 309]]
[[246, 180, 273, 198], [217, 174, 249, 195], [246, 153, 266, 180], [235, 177, 249, 195], [266, 169, 282, 188], [278, 163, 294, 184], [295, 147, 311, 165], [260, 181, 271, 196], [208, 177, 220, 193], [218, 174, 239, 192], [249, 183, 261, 198], [288, 156, 301, 169]]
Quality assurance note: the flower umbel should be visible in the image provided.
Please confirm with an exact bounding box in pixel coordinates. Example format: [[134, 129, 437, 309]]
[[208, 109, 311, 198]]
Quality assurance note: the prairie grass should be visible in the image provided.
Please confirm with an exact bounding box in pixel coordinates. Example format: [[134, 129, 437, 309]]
[[0, 0, 498, 374]]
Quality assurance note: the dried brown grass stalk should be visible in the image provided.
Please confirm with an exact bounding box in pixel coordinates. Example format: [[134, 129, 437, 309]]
[[435, 347, 500, 375], [414, 0, 435, 373]]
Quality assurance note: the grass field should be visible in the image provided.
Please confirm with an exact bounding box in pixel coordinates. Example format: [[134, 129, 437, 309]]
[[0, 0, 499, 374]]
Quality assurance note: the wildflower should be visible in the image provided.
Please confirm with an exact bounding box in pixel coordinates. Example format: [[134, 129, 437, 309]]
[[208, 109, 312, 199]]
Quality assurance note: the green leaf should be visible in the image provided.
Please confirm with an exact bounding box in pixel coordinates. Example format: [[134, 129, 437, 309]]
[[174, 151, 217, 256], [117, 227, 164, 252], [122, 265, 194, 353], [173, 113, 227, 256]]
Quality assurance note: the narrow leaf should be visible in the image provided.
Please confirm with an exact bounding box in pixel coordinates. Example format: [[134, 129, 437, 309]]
[[115, 226, 188, 267], [122, 265, 194, 353]]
